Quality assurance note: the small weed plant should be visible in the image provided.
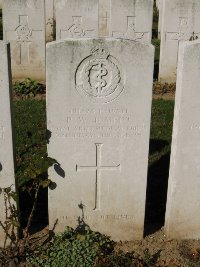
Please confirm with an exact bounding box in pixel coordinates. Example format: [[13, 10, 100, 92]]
[[0, 155, 57, 266], [27, 226, 115, 267], [13, 78, 45, 97], [27, 224, 162, 267]]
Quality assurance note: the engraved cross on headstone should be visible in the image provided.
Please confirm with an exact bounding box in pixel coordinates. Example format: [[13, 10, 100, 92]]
[[6, 15, 43, 65], [112, 16, 149, 41], [60, 16, 95, 39], [166, 17, 200, 64], [76, 143, 121, 210], [165, 17, 190, 43], [99, 11, 110, 37], [99, 0, 111, 37]]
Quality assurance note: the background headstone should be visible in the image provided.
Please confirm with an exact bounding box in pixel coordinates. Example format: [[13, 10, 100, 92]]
[[107, 0, 153, 42], [56, 0, 99, 40], [47, 38, 154, 241], [165, 40, 200, 239], [159, 0, 200, 83], [0, 41, 15, 246], [56, 0, 153, 42], [3, 0, 46, 81], [46, 0, 54, 42]]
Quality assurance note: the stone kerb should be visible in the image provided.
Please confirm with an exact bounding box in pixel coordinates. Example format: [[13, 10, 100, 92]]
[[47, 38, 154, 241]]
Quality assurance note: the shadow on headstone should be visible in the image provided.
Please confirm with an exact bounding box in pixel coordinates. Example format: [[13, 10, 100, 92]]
[[49, 219, 58, 240], [54, 163, 65, 178], [0, 162, 2, 172], [144, 141, 170, 237], [46, 129, 51, 144], [75, 201, 90, 233]]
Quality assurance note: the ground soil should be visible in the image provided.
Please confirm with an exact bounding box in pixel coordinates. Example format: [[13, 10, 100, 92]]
[[153, 82, 176, 100], [29, 226, 200, 266], [116, 228, 200, 266], [153, 92, 175, 100]]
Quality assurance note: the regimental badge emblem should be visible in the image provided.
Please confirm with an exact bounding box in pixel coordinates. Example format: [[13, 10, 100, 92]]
[[75, 44, 125, 104], [15, 23, 32, 42]]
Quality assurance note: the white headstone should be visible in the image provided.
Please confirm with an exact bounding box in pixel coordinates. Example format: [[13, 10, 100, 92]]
[[107, 0, 153, 42], [165, 40, 200, 239], [47, 38, 154, 241], [56, 0, 99, 40], [46, 0, 54, 42], [159, 0, 200, 83], [0, 41, 15, 246], [3, 0, 46, 81]]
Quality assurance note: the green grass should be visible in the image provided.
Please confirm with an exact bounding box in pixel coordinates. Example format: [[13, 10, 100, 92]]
[[14, 99, 47, 186], [149, 99, 175, 165]]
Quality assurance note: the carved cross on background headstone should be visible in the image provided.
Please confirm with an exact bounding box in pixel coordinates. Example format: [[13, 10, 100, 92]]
[[165, 17, 200, 64], [112, 16, 148, 40], [6, 15, 43, 65], [76, 143, 121, 210], [60, 16, 95, 39], [99, 0, 111, 36]]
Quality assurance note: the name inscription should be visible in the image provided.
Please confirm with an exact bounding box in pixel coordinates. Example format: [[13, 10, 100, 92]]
[[50, 108, 147, 139]]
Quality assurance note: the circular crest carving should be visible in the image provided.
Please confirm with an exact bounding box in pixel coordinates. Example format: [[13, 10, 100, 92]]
[[15, 24, 32, 42], [75, 44, 125, 104]]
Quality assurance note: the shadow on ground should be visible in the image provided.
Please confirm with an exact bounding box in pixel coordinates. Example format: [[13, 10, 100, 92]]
[[19, 187, 48, 234], [144, 145, 170, 236]]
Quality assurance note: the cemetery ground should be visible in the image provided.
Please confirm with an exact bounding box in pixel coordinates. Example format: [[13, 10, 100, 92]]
[[1, 86, 200, 266]]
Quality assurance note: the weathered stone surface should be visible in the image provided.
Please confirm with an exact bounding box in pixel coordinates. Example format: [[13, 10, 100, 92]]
[[56, 0, 99, 40], [165, 40, 200, 239], [108, 0, 153, 42], [47, 38, 154, 241], [159, 0, 200, 83], [3, 0, 46, 81], [46, 0, 54, 42], [0, 41, 15, 246]]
